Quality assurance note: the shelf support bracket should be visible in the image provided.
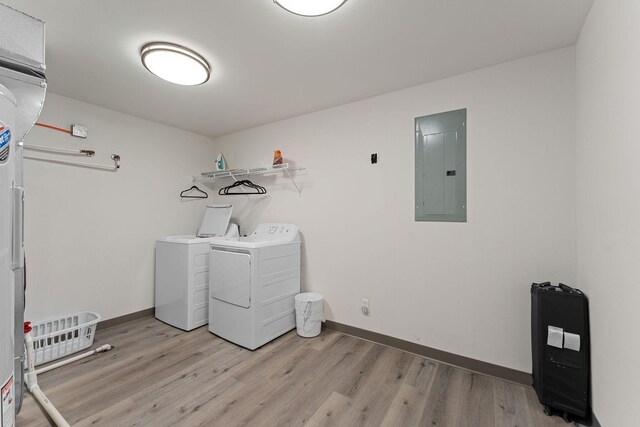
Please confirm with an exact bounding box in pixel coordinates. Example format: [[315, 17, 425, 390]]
[[283, 167, 302, 195]]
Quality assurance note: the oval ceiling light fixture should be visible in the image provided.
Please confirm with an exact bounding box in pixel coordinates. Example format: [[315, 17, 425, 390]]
[[274, 0, 348, 17], [141, 42, 210, 86]]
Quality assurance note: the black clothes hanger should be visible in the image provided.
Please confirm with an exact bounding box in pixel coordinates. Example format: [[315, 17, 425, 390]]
[[218, 180, 266, 195], [180, 185, 208, 199], [218, 180, 267, 195]]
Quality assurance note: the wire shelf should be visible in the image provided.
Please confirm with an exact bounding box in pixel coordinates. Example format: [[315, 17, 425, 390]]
[[196, 163, 305, 194], [200, 163, 303, 178]]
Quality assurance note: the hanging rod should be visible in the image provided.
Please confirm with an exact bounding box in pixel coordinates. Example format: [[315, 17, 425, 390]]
[[23, 154, 121, 171], [24, 144, 95, 157]]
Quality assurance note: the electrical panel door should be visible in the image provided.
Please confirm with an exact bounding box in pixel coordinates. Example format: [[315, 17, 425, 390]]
[[415, 109, 467, 222]]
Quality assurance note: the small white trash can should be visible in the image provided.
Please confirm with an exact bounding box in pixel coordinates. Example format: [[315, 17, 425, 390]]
[[295, 293, 325, 338]]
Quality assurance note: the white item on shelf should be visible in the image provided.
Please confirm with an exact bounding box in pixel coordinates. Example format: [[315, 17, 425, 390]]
[[30, 311, 100, 366], [294, 293, 324, 338], [209, 223, 301, 350], [155, 205, 238, 331], [214, 153, 226, 171]]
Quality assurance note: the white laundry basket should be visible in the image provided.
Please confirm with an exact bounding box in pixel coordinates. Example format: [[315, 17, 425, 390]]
[[30, 311, 101, 366], [294, 293, 324, 338]]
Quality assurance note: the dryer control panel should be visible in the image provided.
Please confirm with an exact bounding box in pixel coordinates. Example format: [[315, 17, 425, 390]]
[[252, 223, 298, 242], [213, 223, 300, 248]]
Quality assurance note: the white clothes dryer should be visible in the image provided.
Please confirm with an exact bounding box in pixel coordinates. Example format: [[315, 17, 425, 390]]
[[208, 224, 301, 350], [155, 205, 238, 331]]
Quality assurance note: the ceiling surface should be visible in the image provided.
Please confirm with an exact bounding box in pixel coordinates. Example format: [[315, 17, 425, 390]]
[[6, 0, 592, 138]]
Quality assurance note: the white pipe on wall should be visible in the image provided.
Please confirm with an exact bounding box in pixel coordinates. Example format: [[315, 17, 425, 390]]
[[23, 154, 119, 171]]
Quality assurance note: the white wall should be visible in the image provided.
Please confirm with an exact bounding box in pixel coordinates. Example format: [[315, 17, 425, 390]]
[[22, 93, 218, 322], [576, 1, 640, 424], [209, 48, 577, 372]]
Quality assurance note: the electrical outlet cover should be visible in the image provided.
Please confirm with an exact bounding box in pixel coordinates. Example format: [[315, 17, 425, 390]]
[[361, 298, 370, 315]]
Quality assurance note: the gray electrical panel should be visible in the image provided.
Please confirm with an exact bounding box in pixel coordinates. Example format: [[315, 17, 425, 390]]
[[415, 109, 466, 222]]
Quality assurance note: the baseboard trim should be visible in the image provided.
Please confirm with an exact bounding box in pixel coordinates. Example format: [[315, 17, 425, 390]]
[[324, 320, 532, 387], [97, 308, 155, 331]]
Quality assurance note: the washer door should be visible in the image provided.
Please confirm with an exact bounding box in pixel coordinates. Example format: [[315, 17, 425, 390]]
[[211, 249, 251, 308]]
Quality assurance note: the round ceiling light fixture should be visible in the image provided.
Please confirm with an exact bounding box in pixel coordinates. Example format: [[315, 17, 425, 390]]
[[141, 42, 210, 86], [274, 0, 348, 17]]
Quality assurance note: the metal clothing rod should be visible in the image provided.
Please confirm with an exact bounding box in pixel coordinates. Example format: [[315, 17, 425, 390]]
[[24, 154, 121, 171], [24, 144, 95, 157]]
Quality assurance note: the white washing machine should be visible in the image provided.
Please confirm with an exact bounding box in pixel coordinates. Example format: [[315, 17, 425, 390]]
[[155, 205, 238, 331], [208, 223, 301, 350]]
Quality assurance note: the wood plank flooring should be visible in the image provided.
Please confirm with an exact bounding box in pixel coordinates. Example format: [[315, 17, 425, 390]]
[[16, 316, 569, 426]]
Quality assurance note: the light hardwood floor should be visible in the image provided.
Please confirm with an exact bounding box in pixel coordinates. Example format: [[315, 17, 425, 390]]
[[17, 316, 568, 426]]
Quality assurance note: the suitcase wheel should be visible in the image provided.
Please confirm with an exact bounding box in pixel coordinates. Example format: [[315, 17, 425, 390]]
[[543, 405, 553, 416]]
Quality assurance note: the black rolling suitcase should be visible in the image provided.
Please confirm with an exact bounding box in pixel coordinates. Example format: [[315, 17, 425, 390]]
[[531, 282, 590, 423]]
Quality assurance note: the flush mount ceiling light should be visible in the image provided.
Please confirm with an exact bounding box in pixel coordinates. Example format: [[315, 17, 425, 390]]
[[274, 0, 348, 17], [141, 42, 210, 86]]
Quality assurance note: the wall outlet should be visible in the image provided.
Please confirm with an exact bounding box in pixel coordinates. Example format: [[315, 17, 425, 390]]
[[361, 298, 370, 315]]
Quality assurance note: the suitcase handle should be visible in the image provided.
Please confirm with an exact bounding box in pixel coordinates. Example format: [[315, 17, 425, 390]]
[[533, 281, 551, 287], [559, 283, 579, 293]]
